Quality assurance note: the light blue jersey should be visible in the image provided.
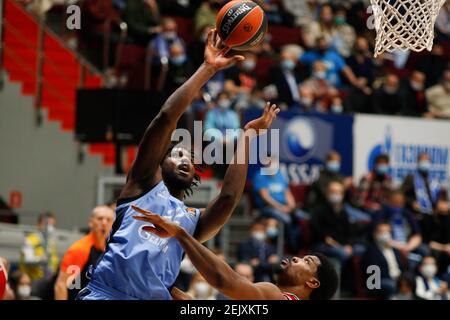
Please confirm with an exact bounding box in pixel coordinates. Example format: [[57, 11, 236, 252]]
[[82, 181, 201, 300]]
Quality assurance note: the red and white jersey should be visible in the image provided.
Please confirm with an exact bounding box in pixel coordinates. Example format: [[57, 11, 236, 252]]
[[0, 260, 7, 300], [283, 292, 300, 300]]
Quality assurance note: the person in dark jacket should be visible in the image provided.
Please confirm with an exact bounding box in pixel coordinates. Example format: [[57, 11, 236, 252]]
[[306, 150, 345, 210], [373, 190, 428, 269], [311, 181, 361, 266], [400, 70, 428, 117], [362, 222, 406, 299], [371, 74, 406, 115], [237, 219, 279, 283], [270, 45, 304, 109]]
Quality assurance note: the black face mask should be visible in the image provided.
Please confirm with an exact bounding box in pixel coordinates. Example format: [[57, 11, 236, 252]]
[[318, 48, 327, 55]]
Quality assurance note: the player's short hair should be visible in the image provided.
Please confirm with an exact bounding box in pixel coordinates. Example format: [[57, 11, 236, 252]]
[[163, 142, 202, 198], [309, 253, 339, 300]]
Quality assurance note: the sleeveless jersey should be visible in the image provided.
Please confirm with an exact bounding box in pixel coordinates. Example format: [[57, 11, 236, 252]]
[[85, 181, 201, 300], [283, 292, 300, 300]]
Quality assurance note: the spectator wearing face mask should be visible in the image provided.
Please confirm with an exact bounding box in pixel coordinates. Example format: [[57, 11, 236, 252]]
[[362, 223, 405, 299], [163, 43, 195, 99], [124, 0, 162, 47], [265, 217, 281, 247], [374, 190, 427, 268], [299, 60, 342, 113], [187, 272, 217, 300], [300, 37, 366, 90], [416, 256, 450, 300], [391, 272, 418, 300], [252, 154, 304, 254], [20, 212, 59, 282], [354, 154, 393, 212], [420, 200, 450, 283], [310, 181, 363, 278], [346, 36, 375, 85], [237, 219, 279, 282], [150, 18, 185, 59], [203, 92, 241, 177], [224, 52, 258, 96], [426, 69, 450, 119], [400, 70, 428, 117], [372, 74, 406, 115], [402, 152, 447, 215], [8, 271, 40, 300], [306, 150, 345, 210], [328, 6, 356, 58], [271, 45, 304, 109]]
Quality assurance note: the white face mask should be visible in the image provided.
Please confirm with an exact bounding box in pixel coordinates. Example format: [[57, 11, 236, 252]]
[[17, 285, 31, 299], [218, 99, 231, 109], [47, 225, 55, 234], [252, 231, 266, 242], [328, 193, 343, 205], [376, 232, 392, 246], [164, 31, 177, 40], [410, 81, 424, 91], [194, 282, 210, 298], [421, 264, 437, 279], [384, 86, 398, 95]]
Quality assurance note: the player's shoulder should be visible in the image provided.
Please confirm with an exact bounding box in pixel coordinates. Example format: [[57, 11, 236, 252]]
[[253, 282, 285, 300]]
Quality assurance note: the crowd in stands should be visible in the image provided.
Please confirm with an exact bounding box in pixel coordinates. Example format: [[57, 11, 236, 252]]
[[16, 0, 450, 119], [2, 0, 449, 300]]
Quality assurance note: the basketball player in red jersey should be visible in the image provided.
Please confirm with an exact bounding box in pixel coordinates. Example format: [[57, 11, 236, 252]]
[[132, 206, 339, 300]]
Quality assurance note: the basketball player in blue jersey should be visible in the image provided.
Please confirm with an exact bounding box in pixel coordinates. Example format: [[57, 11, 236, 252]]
[[131, 207, 339, 300], [77, 29, 280, 300]]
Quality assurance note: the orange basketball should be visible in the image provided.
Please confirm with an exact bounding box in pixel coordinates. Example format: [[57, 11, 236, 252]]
[[216, 0, 267, 51]]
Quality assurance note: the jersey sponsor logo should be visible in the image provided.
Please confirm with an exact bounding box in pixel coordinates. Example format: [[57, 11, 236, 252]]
[[138, 225, 169, 253]]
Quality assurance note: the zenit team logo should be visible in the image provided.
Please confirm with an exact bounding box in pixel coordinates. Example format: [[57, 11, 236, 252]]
[[278, 117, 333, 163]]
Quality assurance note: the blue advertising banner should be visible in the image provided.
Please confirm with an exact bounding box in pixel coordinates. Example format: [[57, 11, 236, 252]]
[[243, 109, 354, 184]]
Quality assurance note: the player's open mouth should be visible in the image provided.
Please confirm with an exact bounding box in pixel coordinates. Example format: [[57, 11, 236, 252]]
[[178, 164, 190, 174], [281, 259, 290, 268]]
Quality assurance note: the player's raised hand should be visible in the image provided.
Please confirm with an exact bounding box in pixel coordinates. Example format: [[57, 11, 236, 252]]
[[244, 102, 280, 135], [131, 205, 182, 238], [204, 29, 245, 71]]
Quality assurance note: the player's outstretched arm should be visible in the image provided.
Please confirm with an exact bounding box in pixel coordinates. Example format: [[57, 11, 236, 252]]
[[132, 206, 283, 300], [195, 103, 280, 242], [121, 30, 244, 198]]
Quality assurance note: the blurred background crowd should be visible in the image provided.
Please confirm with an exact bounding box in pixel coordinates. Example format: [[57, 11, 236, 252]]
[[1, 0, 450, 300]]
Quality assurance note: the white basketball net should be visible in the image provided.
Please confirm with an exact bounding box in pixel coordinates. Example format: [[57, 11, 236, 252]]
[[371, 0, 446, 57]]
